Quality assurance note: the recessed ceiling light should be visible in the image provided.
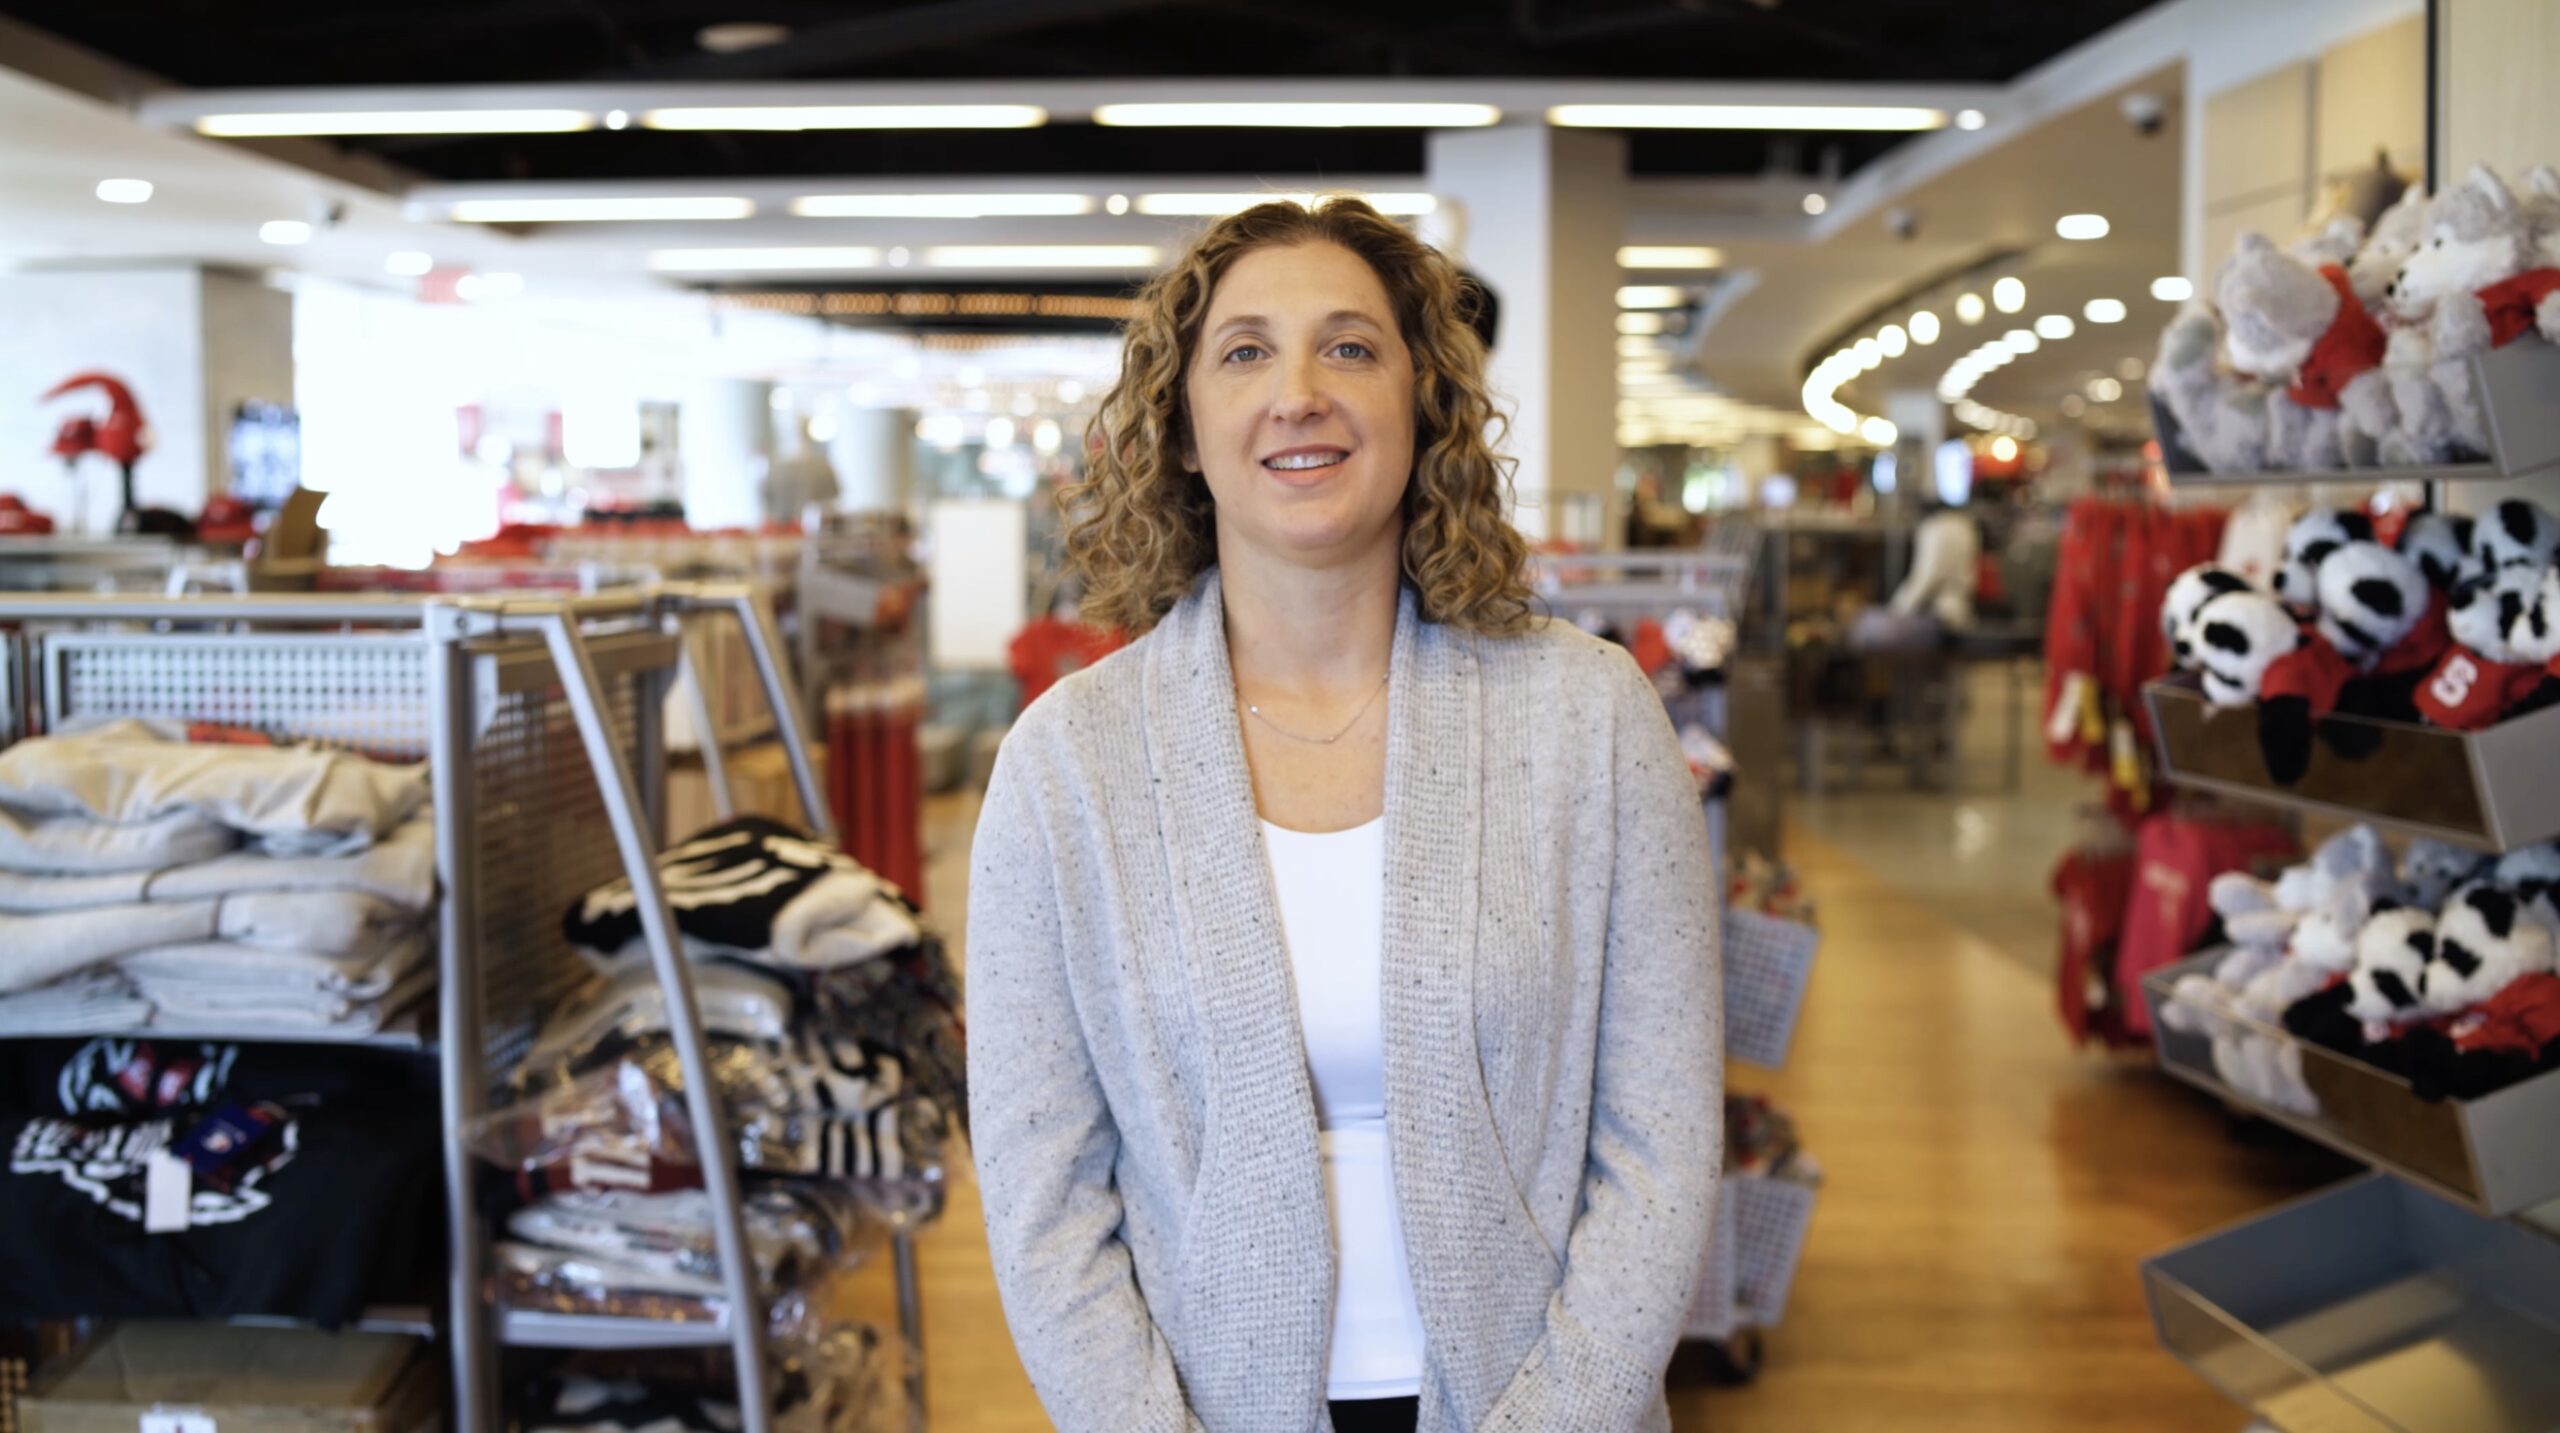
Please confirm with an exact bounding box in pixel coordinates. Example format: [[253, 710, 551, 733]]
[[642, 105, 1045, 131], [1105, 193, 1131, 216], [1618, 245, 1723, 269], [2087, 376, 2124, 402], [1617, 311, 1666, 336], [2083, 298, 2128, 324], [1550, 104, 1944, 131], [1992, 277, 2026, 313], [1909, 311, 1940, 344], [2151, 275, 2194, 302], [1955, 293, 1986, 325], [887, 246, 911, 268], [1096, 103, 1497, 127], [2035, 314, 2075, 340], [647, 246, 883, 272], [198, 109, 594, 137], [1859, 416, 1899, 445], [1617, 286, 1684, 309], [604, 109, 630, 131], [1990, 435, 2018, 461], [696, 21, 790, 52], [1132, 191, 1438, 217], [1618, 335, 1659, 358], [1854, 338, 1882, 369], [2117, 356, 2147, 381], [1878, 324, 1908, 357], [2002, 329, 2039, 354], [385, 251, 433, 277], [2055, 213, 2110, 241], [924, 245, 1161, 269], [791, 193, 1096, 219], [94, 178, 153, 204], [1802, 193, 1828, 216], [2061, 394, 2088, 417], [1956, 108, 1987, 130], [259, 219, 312, 246], [448, 196, 755, 223]]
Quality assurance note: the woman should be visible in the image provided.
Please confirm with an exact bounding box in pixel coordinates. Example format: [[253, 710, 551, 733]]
[[968, 197, 1721, 1433]]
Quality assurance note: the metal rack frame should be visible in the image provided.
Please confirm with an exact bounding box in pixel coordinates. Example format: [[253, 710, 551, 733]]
[[0, 584, 903, 1433]]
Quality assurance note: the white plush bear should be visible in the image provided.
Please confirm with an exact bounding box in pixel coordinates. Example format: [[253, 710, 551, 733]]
[[2347, 184, 2432, 311], [2216, 231, 2393, 467], [2401, 837, 2492, 911], [2152, 302, 2275, 473], [2383, 166, 2560, 456]]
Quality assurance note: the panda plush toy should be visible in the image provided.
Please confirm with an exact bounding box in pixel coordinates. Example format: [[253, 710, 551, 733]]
[[2255, 540, 2449, 783], [2160, 563, 2253, 671], [2470, 497, 2560, 580], [2187, 589, 2301, 707], [2417, 565, 2560, 729], [2273, 508, 2376, 618], [2399, 509, 2476, 594], [2345, 902, 2440, 1036], [2421, 882, 2559, 1014]]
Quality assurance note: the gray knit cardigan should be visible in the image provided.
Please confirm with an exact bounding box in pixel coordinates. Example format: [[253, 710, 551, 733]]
[[967, 568, 1722, 1433]]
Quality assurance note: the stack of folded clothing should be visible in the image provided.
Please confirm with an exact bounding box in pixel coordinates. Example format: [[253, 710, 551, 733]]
[[494, 1184, 864, 1327], [0, 722, 435, 1041], [521, 1320, 909, 1433]]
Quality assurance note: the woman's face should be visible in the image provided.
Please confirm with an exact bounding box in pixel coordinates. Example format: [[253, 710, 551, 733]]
[[1182, 241, 1418, 568]]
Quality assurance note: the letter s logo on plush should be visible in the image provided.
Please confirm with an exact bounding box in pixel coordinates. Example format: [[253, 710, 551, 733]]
[[2430, 653, 2479, 709]]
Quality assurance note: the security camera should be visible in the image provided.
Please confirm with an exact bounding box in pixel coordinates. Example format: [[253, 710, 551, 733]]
[[307, 197, 349, 230], [2121, 91, 2166, 138], [1885, 207, 1919, 241]]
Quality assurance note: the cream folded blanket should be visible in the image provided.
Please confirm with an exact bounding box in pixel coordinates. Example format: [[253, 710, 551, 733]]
[[0, 811, 436, 914], [0, 891, 420, 994], [0, 720, 427, 858]]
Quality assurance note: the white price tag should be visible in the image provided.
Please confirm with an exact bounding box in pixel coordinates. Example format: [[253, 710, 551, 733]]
[[143, 1150, 192, 1234], [140, 1408, 216, 1433]]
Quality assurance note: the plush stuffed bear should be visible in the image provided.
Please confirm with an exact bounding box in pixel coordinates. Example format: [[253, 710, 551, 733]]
[[2216, 231, 2393, 467], [2494, 841, 2560, 939], [2188, 589, 2301, 707], [2161, 563, 2253, 671], [2418, 565, 2560, 729], [2153, 302, 2275, 473], [2422, 881, 2558, 1013], [2508, 564, 2560, 668], [2345, 902, 2441, 1034], [2524, 165, 2560, 267], [2383, 166, 2560, 456], [2398, 509, 2476, 593], [2469, 497, 2560, 578], [2258, 540, 2449, 781], [2313, 539, 2433, 666], [2273, 508, 2376, 617], [2348, 184, 2432, 311], [2401, 837, 2493, 910]]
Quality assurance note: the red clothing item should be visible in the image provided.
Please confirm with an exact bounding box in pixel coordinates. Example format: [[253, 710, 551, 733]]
[[2417, 647, 2550, 729], [2262, 596, 2452, 718], [2053, 845, 2138, 1048], [2286, 266, 2388, 409], [1629, 618, 1673, 677], [2477, 269, 2560, 348], [2450, 973, 2560, 1056], [2115, 811, 2300, 1036], [1008, 617, 1128, 708]]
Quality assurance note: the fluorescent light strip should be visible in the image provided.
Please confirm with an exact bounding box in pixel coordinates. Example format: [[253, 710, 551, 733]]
[[1618, 245, 1723, 269], [790, 193, 1097, 218], [197, 109, 594, 137], [448, 196, 755, 223], [924, 245, 1161, 269], [1095, 103, 1498, 128], [648, 246, 883, 272], [642, 105, 1045, 131], [1133, 191, 1438, 216], [1617, 286, 1685, 309], [1551, 103, 1944, 131]]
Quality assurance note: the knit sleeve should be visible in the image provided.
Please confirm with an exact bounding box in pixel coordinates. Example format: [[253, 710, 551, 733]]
[[965, 725, 1206, 1433], [1482, 648, 1723, 1431]]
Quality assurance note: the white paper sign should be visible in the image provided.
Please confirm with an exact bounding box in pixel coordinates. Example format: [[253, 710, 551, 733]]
[[143, 1151, 192, 1234], [140, 1409, 216, 1433]]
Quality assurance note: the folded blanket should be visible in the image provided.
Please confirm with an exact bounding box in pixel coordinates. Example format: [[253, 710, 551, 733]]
[[0, 805, 237, 875], [0, 812, 436, 915], [0, 891, 419, 994], [566, 816, 921, 974], [0, 969, 154, 1037], [0, 720, 427, 858], [143, 966, 434, 1038], [123, 928, 431, 1001]]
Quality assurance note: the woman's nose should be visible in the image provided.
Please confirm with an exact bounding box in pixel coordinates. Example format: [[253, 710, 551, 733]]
[[1270, 354, 1329, 422]]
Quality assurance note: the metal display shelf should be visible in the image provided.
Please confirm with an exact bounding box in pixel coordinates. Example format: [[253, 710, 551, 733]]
[[2153, 333, 2560, 486], [2144, 1173, 2560, 1433], [2143, 674, 2560, 853], [2142, 949, 2560, 1218]]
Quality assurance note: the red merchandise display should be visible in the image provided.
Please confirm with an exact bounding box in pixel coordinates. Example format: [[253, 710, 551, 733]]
[[2052, 843, 2139, 1048], [825, 674, 926, 907], [2113, 810, 2299, 1037]]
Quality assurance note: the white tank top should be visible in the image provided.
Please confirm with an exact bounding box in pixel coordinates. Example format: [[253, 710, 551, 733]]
[[1261, 816, 1427, 1400]]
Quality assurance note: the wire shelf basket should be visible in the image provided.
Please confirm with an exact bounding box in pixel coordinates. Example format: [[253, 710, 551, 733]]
[[1722, 906, 1819, 1070], [1686, 1170, 1819, 1343]]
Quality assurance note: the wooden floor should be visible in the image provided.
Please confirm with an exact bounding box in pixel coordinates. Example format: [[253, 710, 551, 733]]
[[841, 795, 2343, 1431]]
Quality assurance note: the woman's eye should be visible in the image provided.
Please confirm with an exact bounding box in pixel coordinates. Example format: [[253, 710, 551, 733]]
[[1223, 345, 1265, 363], [1332, 341, 1374, 360]]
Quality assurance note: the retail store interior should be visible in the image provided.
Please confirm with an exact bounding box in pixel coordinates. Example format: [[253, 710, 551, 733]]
[[5, 0, 2560, 1429]]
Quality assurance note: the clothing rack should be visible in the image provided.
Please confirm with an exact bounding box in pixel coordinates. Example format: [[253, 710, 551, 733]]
[[0, 584, 917, 1433]]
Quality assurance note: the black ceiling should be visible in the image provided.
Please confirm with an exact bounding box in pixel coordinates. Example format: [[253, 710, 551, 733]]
[[3, 0, 2168, 182]]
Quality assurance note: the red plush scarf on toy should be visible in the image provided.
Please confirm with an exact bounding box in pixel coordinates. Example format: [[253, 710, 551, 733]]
[[2477, 269, 2560, 347], [2260, 595, 2452, 718], [2416, 645, 2551, 729], [2286, 265, 2389, 409]]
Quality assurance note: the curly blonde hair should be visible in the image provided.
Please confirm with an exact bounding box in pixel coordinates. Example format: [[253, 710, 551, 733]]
[[1063, 196, 1534, 636]]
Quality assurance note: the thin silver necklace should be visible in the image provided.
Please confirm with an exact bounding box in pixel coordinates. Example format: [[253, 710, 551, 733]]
[[1239, 672, 1389, 745]]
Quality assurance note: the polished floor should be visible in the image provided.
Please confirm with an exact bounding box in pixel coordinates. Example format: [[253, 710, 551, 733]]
[[842, 688, 2345, 1430]]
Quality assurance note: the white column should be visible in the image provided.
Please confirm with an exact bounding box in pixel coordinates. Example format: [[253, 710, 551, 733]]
[[679, 379, 773, 530], [830, 407, 918, 514], [1427, 125, 1626, 546]]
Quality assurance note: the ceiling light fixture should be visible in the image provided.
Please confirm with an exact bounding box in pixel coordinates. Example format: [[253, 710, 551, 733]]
[[1618, 245, 1723, 269], [643, 105, 1045, 131], [697, 21, 790, 52], [1992, 277, 2026, 313], [2117, 356, 2147, 382], [1909, 311, 1940, 344], [1854, 338, 1882, 369], [95, 178, 153, 204], [1956, 108, 1987, 130], [1132, 191, 1437, 216], [604, 109, 630, 131], [1617, 311, 1666, 336], [447, 196, 755, 223], [1990, 435, 2018, 461], [1097, 103, 1497, 127], [1802, 193, 1828, 215], [2061, 394, 2088, 418], [2083, 297, 2128, 324], [1618, 335, 1659, 358], [1955, 293, 1986, 325], [648, 246, 883, 272], [2055, 213, 2110, 240], [2035, 314, 2075, 340], [385, 251, 433, 277], [2087, 376, 2124, 402], [2002, 329, 2040, 354], [1617, 286, 1685, 309], [1550, 103, 1944, 130], [1859, 416, 1899, 445], [2151, 275, 2194, 302], [258, 219, 312, 246], [199, 109, 594, 137], [924, 245, 1161, 268], [1878, 323, 1908, 357], [791, 193, 1096, 218], [1105, 193, 1131, 215]]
